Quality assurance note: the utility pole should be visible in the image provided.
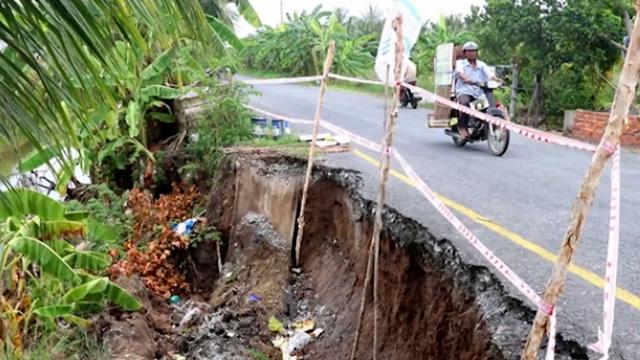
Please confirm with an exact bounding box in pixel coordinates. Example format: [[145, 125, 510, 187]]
[[280, 0, 284, 24]]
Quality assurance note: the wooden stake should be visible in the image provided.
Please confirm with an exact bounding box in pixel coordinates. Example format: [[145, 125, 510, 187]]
[[383, 64, 390, 132], [294, 42, 335, 267], [521, 4, 640, 359], [216, 239, 223, 275], [350, 16, 404, 360]]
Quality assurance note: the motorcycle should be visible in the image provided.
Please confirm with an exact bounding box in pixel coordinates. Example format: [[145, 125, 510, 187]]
[[428, 42, 510, 156], [444, 80, 510, 156], [400, 81, 422, 109]]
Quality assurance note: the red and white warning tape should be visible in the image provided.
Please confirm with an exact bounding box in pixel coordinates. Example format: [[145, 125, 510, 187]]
[[246, 104, 557, 358], [328, 73, 388, 86], [589, 147, 621, 359], [243, 75, 323, 85]]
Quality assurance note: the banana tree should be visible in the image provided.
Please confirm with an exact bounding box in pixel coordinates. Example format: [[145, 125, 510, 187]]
[[415, 15, 472, 73], [243, 7, 374, 77], [0, 189, 139, 354]]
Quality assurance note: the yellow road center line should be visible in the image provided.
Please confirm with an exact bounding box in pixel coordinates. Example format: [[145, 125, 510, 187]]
[[351, 148, 640, 311]]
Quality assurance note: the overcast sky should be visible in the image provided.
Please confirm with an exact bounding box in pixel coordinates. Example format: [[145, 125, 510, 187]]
[[235, 0, 486, 36]]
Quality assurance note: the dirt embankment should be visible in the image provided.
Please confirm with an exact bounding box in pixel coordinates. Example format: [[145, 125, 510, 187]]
[[205, 155, 588, 360], [98, 154, 589, 359]]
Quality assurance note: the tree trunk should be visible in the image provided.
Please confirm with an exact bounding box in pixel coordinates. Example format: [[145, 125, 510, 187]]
[[509, 60, 520, 119], [624, 9, 633, 37], [521, 5, 640, 359], [527, 73, 544, 127]]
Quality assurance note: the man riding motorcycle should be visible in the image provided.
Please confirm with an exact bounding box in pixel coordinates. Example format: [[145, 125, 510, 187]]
[[454, 41, 502, 139], [400, 59, 421, 108]]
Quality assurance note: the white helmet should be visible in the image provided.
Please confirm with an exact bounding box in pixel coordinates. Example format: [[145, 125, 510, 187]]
[[463, 41, 478, 52]]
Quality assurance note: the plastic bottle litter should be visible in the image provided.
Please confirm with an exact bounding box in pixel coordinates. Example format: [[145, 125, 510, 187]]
[[172, 218, 198, 236], [178, 307, 202, 330], [268, 316, 285, 334], [287, 331, 312, 354]]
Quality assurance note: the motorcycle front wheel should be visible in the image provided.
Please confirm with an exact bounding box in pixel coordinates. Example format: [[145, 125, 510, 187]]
[[487, 121, 510, 156]]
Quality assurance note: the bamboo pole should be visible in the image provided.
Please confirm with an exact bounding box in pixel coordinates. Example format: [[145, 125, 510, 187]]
[[384, 64, 390, 131], [521, 4, 640, 359], [294, 42, 335, 267], [350, 16, 404, 360]]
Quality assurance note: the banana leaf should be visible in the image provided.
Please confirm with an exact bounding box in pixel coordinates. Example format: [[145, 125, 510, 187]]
[[17, 146, 58, 172], [126, 101, 141, 138], [0, 189, 65, 221], [235, 0, 262, 28], [33, 304, 75, 318], [63, 251, 111, 271], [105, 281, 141, 311], [10, 236, 81, 284], [87, 218, 117, 242], [63, 277, 109, 303], [207, 15, 244, 51]]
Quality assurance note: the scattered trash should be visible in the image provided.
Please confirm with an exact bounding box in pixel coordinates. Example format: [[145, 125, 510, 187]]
[[248, 293, 262, 303], [299, 133, 350, 148], [272, 336, 292, 360], [171, 217, 207, 236], [287, 330, 312, 354], [251, 118, 268, 136], [171, 300, 212, 333], [299, 133, 330, 142], [224, 271, 236, 283], [170, 295, 181, 304], [251, 118, 291, 138], [332, 134, 350, 145], [226, 331, 236, 338], [178, 307, 202, 330], [311, 328, 324, 338], [292, 319, 315, 332], [315, 140, 339, 148], [270, 317, 321, 359], [291, 267, 302, 274], [272, 119, 291, 137], [268, 316, 285, 334], [172, 354, 186, 360]]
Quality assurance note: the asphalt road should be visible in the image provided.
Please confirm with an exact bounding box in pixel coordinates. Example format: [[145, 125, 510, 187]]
[[246, 78, 640, 358]]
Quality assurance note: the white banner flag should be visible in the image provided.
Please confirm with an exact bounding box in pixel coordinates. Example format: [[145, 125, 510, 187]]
[[374, 0, 428, 84]]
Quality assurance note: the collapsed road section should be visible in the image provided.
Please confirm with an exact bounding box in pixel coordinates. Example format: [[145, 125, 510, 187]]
[[201, 154, 589, 359]]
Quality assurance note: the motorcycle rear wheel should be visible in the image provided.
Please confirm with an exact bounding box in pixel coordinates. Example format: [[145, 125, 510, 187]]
[[487, 120, 510, 156]]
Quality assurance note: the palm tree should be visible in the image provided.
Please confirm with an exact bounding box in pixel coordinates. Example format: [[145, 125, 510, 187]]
[[0, 0, 246, 186], [200, 0, 262, 27]]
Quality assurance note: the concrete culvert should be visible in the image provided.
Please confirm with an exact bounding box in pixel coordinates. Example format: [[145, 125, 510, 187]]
[[204, 155, 590, 360]]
